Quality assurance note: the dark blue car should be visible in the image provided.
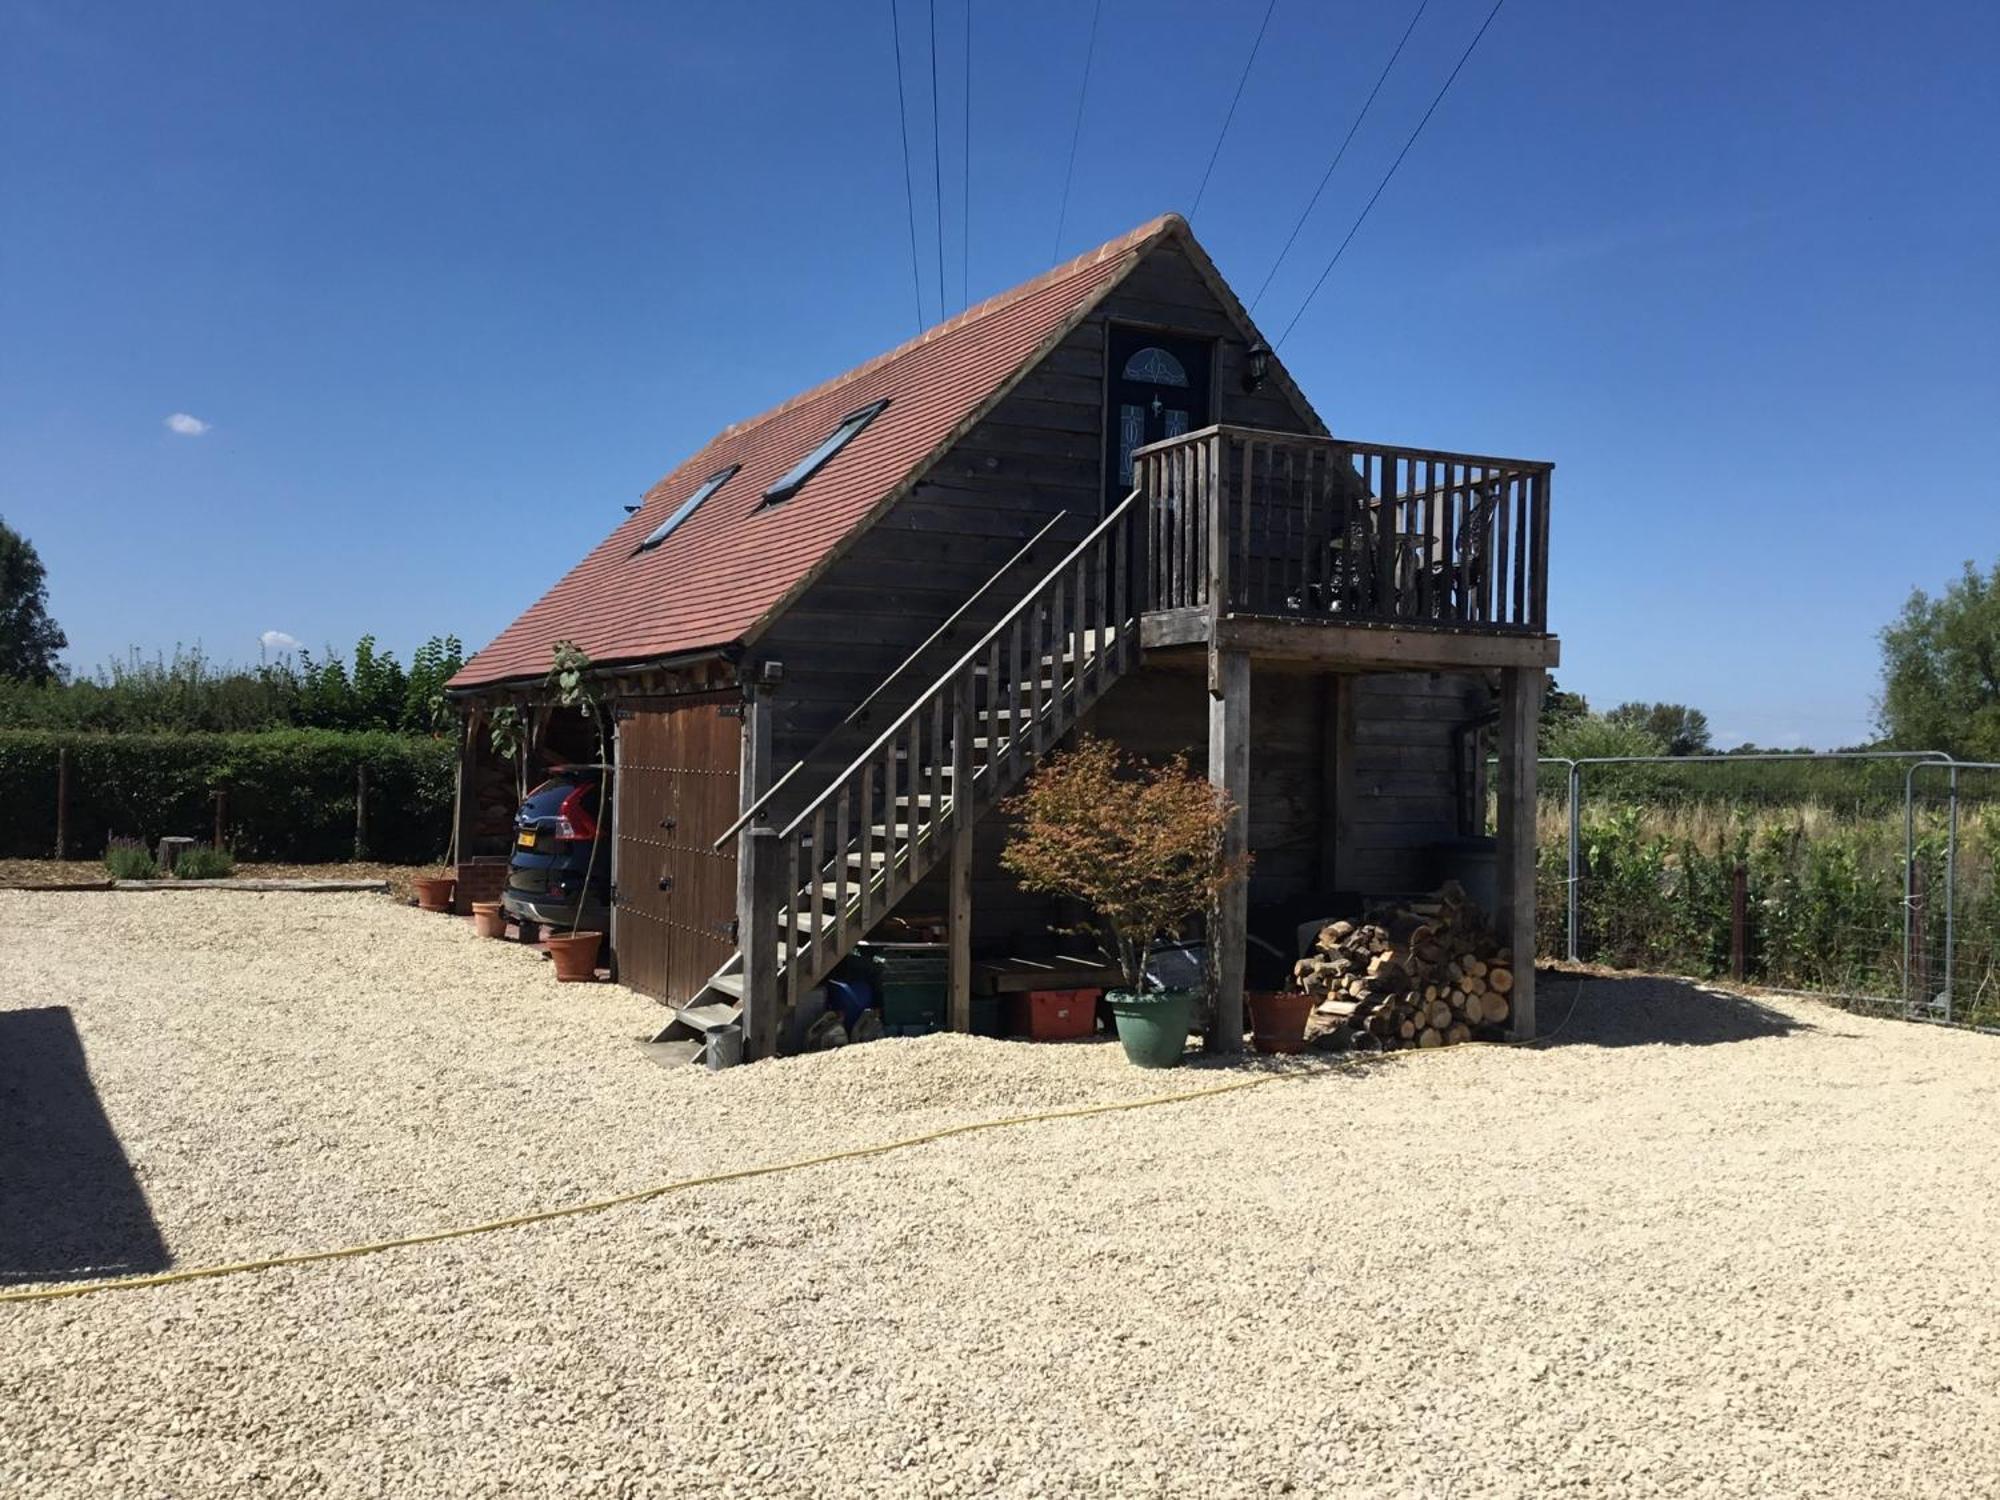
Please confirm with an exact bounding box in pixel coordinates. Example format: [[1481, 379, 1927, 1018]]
[[502, 767, 612, 932]]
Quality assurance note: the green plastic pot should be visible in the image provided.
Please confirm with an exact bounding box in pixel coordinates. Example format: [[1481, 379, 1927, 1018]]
[[1107, 988, 1197, 1069]]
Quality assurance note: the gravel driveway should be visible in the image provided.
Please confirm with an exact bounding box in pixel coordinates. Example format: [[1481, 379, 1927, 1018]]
[[4, 891, 1998, 1497]]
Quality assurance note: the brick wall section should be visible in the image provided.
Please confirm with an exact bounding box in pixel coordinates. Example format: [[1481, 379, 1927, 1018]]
[[454, 856, 509, 915]]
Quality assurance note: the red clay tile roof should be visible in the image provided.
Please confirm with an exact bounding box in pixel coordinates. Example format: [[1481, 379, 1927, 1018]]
[[450, 215, 1183, 690]]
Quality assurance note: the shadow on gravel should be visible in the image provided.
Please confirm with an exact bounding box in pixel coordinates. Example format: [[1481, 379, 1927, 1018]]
[[1532, 972, 1807, 1049], [0, 1007, 170, 1284]]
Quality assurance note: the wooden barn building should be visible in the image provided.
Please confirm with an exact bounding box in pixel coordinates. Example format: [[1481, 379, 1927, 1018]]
[[446, 213, 1557, 1057]]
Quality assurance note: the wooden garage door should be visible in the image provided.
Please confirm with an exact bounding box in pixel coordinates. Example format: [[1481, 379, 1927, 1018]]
[[614, 695, 741, 1005]]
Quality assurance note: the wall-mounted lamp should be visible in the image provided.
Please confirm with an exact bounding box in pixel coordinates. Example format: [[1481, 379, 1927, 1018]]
[[1241, 340, 1272, 392]]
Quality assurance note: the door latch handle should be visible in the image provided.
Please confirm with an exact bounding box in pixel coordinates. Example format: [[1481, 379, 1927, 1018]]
[[657, 875, 674, 892]]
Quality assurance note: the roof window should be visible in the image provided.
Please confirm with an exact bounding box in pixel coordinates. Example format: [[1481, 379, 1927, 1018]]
[[762, 399, 890, 505], [634, 465, 739, 553]]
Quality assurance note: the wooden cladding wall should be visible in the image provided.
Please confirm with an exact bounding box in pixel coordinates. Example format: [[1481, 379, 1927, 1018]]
[[750, 239, 1322, 786], [1337, 673, 1488, 895], [920, 665, 1486, 959], [613, 695, 741, 1005]]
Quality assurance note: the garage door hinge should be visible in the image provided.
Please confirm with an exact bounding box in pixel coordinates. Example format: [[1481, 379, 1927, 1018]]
[[719, 704, 745, 719], [722, 918, 740, 943], [613, 707, 637, 721]]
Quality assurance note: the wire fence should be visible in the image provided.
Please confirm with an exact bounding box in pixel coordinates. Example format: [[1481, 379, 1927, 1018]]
[[1532, 752, 2000, 1032]]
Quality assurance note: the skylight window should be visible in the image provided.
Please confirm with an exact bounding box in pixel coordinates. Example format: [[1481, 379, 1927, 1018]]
[[762, 399, 890, 505], [634, 464, 739, 554]]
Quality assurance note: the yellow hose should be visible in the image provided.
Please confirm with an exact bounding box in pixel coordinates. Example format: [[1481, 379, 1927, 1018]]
[[2, 1069, 1304, 1306], [6, 1019, 1532, 1311]]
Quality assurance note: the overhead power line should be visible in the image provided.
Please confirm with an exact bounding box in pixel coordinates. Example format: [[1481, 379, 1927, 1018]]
[[1249, 0, 1431, 313], [1276, 0, 1507, 349], [1050, 0, 1104, 264], [961, 0, 971, 311], [1190, 0, 1279, 224], [928, 0, 947, 320], [888, 0, 927, 330]]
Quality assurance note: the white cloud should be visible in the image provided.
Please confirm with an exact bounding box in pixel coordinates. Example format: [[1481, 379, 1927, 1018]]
[[260, 630, 300, 653], [165, 412, 210, 436]]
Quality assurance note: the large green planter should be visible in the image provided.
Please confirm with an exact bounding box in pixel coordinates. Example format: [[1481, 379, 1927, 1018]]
[[1108, 988, 1197, 1069]]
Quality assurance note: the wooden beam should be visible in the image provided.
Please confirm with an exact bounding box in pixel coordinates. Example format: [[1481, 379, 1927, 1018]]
[[1496, 666, 1542, 1040], [1221, 618, 1560, 670], [1326, 675, 1356, 893], [736, 687, 778, 1059], [1207, 649, 1250, 1054], [947, 688, 975, 1033], [452, 711, 480, 869]]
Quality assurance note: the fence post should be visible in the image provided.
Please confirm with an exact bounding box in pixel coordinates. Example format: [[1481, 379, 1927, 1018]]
[[54, 746, 69, 860], [355, 765, 370, 861], [212, 789, 228, 851], [1566, 761, 1582, 963], [1910, 858, 1930, 1014], [1943, 767, 1959, 1024], [1730, 863, 1748, 983]]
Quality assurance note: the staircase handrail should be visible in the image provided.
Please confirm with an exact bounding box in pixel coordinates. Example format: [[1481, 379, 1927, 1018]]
[[713, 511, 1068, 851], [776, 491, 1142, 841]]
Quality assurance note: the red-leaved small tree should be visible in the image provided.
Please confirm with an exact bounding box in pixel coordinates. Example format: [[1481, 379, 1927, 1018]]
[[1001, 735, 1249, 992]]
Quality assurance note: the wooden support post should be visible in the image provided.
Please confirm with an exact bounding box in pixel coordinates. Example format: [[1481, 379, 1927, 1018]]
[[736, 685, 777, 1058], [605, 712, 622, 981], [1315, 676, 1340, 892], [354, 764, 370, 860], [741, 828, 781, 1060], [452, 711, 480, 870], [1496, 667, 1543, 1039], [54, 746, 69, 860], [1730, 863, 1748, 982], [1207, 649, 1250, 1054], [947, 687, 975, 1033], [212, 789, 228, 851]]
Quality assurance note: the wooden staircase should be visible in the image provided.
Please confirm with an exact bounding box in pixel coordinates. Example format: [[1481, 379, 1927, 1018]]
[[685, 495, 1143, 1049]]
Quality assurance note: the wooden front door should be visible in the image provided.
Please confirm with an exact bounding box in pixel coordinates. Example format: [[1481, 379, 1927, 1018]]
[[613, 694, 741, 1005], [1106, 326, 1213, 510]]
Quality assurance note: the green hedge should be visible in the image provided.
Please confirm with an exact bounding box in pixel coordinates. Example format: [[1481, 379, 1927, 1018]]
[[0, 730, 455, 864]]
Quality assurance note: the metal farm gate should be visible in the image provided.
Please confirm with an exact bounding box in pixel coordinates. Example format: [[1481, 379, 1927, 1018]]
[[613, 694, 741, 1005]]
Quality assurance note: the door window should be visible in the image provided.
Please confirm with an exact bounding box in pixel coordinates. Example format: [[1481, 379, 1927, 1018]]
[[1106, 328, 1213, 508]]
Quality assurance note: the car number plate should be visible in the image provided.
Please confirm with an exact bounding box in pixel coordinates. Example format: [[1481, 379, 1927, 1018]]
[[516, 830, 537, 849]]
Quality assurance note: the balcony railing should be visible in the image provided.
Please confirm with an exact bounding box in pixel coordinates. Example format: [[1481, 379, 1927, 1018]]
[[1134, 426, 1552, 633]]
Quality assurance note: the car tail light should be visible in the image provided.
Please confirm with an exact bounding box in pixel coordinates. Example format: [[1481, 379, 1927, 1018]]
[[555, 783, 599, 842]]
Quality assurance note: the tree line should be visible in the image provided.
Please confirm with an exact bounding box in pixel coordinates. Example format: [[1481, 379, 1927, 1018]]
[[2, 513, 462, 736], [5, 513, 2000, 758]]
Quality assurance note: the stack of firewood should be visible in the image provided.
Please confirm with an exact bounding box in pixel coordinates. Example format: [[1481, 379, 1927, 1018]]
[[1293, 881, 1514, 1049]]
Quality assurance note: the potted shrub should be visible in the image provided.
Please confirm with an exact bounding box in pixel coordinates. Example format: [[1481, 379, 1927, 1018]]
[[1002, 736, 1247, 1068]]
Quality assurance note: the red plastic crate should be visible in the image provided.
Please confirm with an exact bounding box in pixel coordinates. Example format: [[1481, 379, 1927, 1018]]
[[1010, 988, 1101, 1040]]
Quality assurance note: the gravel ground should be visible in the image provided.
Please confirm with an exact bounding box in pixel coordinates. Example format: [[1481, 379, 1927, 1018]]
[[0, 859, 445, 901], [4, 892, 1999, 1498]]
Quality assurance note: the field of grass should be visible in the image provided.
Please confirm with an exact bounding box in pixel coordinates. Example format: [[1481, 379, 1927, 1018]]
[[1535, 791, 2000, 1028]]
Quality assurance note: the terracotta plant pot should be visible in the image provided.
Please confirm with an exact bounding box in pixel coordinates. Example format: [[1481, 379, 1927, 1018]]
[[470, 901, 506, 939], [414, 876, 456, 913], [545, 931, 604, 983], [1248, 990, 1316, 1054]]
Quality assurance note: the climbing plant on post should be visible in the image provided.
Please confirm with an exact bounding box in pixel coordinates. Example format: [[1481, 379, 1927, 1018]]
[[545, 641, 608, 944]]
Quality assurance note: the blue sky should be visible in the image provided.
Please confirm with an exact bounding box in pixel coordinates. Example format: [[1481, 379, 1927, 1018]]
[[3, 0, 1995, 747]]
